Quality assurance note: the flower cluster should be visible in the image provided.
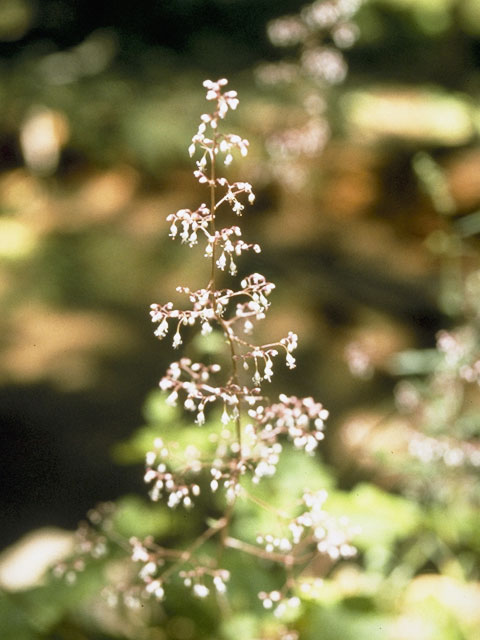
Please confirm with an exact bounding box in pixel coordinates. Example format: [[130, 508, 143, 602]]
[[254, 489, 357, 564], [244, 395, 328, 482], [345, 316, 480, 502], [251, 490, 357, 610], [52, 79, 357, 640], [408, 432, 480, 469], [158, 357, 262, 424], [395, 326, 480, 485], [80, 79, 356, 634], [53, 504, 112, 585], [265, 0, 362, 83], [257, 0, 363, 188], [144, 437, 202, 508]]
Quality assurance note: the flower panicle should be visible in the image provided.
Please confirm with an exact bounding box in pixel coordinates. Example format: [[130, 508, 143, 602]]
[[137, 78, 354, 609]]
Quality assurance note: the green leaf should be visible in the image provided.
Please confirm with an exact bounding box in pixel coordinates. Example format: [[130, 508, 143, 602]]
[[326, 484, 422, 551], [112, 494, 173, 539]]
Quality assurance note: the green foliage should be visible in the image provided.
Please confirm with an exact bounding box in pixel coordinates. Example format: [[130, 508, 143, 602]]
[[112, 495, 173, 540], [327, 484, 422, 554], [0, 558, 109, 640]]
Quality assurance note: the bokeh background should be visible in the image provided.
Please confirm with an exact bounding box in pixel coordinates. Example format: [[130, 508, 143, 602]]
[[1, 0, 480, 638]]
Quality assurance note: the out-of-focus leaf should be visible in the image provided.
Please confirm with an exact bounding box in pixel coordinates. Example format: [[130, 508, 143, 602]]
[[5, 559, 109, 637], [404, 574, 480, 633], [387, 348, 440, 375], [113, 391, 190, 463], [428, 502, 480, 552], [0, 590, 35, 640], [343, 88, 479, 145], [220, 612, 259, 640], [112, 494, 173, 539], [326, 484, 422, 552], [302, 602, 394, 640]]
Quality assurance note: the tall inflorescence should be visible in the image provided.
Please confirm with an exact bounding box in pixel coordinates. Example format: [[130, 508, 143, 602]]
[[136, 79, 356, 614], [256, 0, 363, 188]]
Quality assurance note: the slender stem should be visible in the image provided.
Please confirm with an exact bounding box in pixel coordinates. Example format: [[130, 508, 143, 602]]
[[243, 490, 291, 520], [160, 517, 228, 582], [224, 536, 312, 568], [207, 135, 243, 455], [209, 145, 217, 291], [205, 131, 245, 561]]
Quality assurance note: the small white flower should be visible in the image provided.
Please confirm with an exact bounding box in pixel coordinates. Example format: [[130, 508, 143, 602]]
[[286, 352, 296, 369], [145, 451, 156, 466], [167, 492, 180, 508], [264, 363, 273, 382], [192, 484, 200, 496], [166, 390, 178, 406], [243, 320, 253, 334], [154, 318, 169, 339], [232, 200, 244, 215], [154, 585, 165, 600], [216, 253, 227, 270], [184, 398, 196, 411], [193, 584, 209, 598], [204, 243, 213, 257], [201, 321, 212, 335], [213, 576, 227, 593], [144, 469, 156, 483]]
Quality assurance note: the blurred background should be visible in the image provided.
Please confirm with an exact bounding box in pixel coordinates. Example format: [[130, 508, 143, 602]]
[[1, 0, 480, 638]]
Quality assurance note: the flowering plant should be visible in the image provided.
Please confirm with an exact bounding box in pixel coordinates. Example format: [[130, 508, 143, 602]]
[[54, 80, 357, 639], [137, 79, 356, 615]]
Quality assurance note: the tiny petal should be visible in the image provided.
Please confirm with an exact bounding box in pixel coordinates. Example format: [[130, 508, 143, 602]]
[[286, 353, 296, 368], [193, 584, 209, 598], [166, 390, 178, 406]]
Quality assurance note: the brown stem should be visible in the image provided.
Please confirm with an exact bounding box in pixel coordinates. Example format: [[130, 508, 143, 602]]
[[207, 133, 243, 455], [205, 134, 245, 562], [224, 536, 313, 568], [160, 517, 228, 582], [208, 144, 217, 291]]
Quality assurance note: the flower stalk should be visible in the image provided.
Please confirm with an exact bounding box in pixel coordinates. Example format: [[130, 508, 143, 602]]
[[59, 80, 357, 622], [142, 79, 356, 607]]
